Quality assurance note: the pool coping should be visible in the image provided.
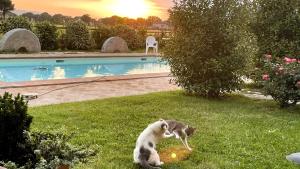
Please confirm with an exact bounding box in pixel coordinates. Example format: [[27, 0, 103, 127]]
[[0, 73, 171, 89], [0, 52, 160, 59]]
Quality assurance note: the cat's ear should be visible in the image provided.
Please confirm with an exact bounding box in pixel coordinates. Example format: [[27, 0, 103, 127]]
[[161, 123, 168, 130]]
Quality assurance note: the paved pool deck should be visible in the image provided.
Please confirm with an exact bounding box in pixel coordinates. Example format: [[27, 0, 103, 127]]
[[0, 73, 179, 107]]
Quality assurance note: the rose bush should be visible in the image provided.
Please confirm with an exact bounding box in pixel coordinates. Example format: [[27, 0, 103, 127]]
[[261, 54, 300, 107]]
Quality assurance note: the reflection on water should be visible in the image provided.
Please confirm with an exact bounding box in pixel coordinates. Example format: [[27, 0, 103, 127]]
[[31, 75, 42, 81], [0, 71, 5, 81], [49, 67, 65, 80], [84, 69, 100, 77], [127, 63, 170, 75], [0, 58, 170, 82], [83, 65, 113, 77]]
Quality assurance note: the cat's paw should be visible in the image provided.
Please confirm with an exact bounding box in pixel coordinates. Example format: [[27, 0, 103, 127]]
[[188, 148, 193, 151]]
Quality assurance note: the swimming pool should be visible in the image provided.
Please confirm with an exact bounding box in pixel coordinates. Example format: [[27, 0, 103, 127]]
[[0, 57, 169, 82]]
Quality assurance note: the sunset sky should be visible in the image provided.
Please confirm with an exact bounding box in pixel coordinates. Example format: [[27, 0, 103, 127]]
[[12, 0, 173, 19]]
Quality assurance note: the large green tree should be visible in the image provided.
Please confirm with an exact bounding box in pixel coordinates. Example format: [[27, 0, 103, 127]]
[[252, 0, 300, 58], [164, 0, 252, 97], [0, 0, 14, 20]]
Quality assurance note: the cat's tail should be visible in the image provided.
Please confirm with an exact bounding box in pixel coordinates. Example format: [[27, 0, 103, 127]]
[[140, 160, 161, 169]]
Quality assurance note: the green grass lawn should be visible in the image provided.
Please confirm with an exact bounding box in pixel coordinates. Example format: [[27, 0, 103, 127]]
[[29, 91, 300, 169]]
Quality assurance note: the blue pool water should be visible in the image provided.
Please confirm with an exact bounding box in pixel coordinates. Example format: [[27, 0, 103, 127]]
[[0, 57, 169, 82]]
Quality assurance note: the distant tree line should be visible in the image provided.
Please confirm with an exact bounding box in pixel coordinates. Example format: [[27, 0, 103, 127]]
[[20, 12, 169, 29], [0, 0, 169, 29]]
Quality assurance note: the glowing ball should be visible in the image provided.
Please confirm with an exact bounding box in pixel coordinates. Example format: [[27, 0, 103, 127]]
[[159, 146, 192, 164]]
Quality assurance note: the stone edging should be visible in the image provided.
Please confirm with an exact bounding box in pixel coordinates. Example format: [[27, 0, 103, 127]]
[[0, 52, 161, 59], [0, 73, 171, 89]]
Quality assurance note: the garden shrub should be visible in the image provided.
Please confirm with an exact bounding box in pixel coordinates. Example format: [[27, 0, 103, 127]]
[[1, 131, 96, 169], [0, 93, 34, 166], [34, 22, 58, 50], [154, 31, 170, 49], [260, 55, 300, 107], [91, 25, 112, 49], [252, 0, 300, 107], [58, 31, 67, 50], [27, 131, 95, 169], [135, 28, 147, 50], [112, 24, 138, 50], [0, 16, 32, 33], [252, 0, 300, 60], [164, 0, 249, 97], [65, 21, 90, 50], [0, 93, 96, 168]]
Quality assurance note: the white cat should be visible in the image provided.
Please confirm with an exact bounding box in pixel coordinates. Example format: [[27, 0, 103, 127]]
[[133, 119, 172, 169]]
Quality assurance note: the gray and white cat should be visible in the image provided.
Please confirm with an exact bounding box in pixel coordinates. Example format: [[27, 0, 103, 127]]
[[166, 120, 196, 151], [133, 119, 173, 169]]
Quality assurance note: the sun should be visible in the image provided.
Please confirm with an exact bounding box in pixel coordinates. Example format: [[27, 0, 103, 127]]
[[110, 0, 151, 18]]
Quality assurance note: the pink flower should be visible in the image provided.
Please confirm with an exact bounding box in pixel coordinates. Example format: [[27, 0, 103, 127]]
[[284, 57, 297, 64], [262, 74, 270, 81], [284, 57, 293, 64], [291, 58, 297, 63], [298, 59, 300, 64], [296, 81, 300, 88]]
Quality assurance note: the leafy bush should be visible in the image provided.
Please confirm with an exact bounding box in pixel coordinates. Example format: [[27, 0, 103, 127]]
[[135, 28, 147, 50], [112, 25, 139, 50], [154, 31, 169, 49], [0, 93, 95, 168], [0, 93, 34, 166], [1, 131, 96, 169], [91, 25, 112, 49], [29, 131, 95, 169], [251, 0, 300, 106], [58, 31, 67, 50], [34, 22, 58, 50], [65, 21, 90, 50], [252, 0, 300, 68], [164, 0, 248, 97], [260, 55, 300, 107], [0, 16, 32, 33]]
